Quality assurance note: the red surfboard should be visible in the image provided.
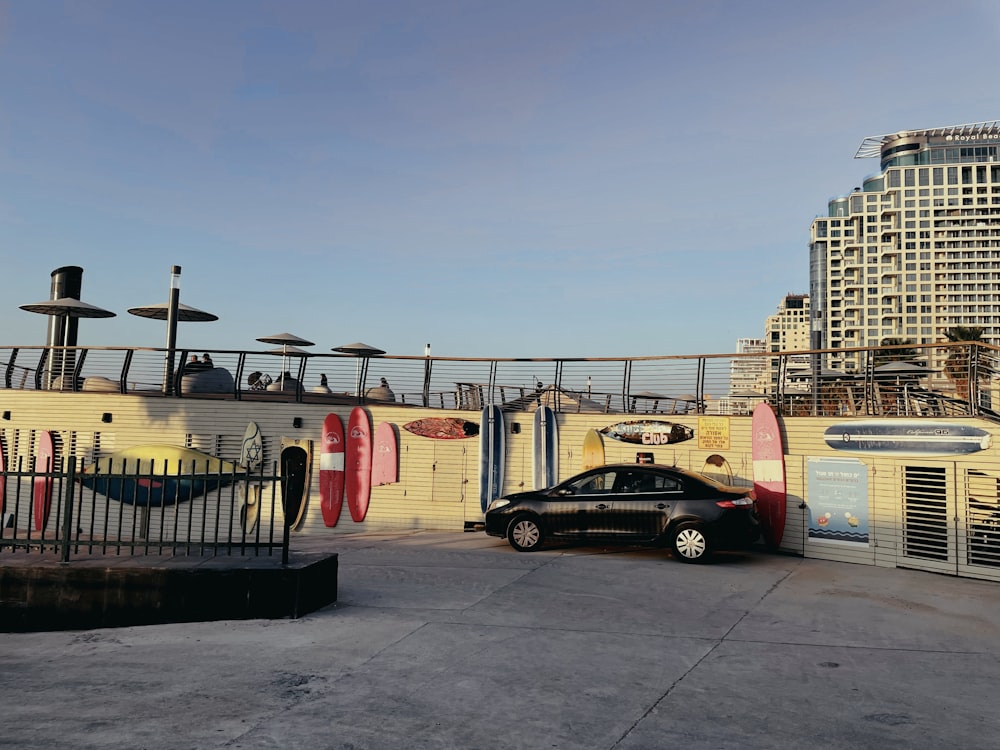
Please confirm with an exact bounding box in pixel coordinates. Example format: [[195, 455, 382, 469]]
[[33, 430, 55, 532], [319, 413, 346, 527], [371, 422, 398, 486], [346, 407, 372, 523], [0, 434, 7, 524], [752, 403, 786, 549]]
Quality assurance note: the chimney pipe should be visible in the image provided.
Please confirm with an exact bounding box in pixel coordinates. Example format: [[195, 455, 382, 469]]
[[47, 266, 84, 349]]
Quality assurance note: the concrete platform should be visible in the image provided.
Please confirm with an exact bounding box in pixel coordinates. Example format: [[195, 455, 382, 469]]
[[0, 549, 338, 631], [2, 531, 1000, 749]]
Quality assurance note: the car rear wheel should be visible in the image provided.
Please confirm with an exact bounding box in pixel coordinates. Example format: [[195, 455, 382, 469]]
[[671, 522, 711, 563], [507, 514, 544, 552]]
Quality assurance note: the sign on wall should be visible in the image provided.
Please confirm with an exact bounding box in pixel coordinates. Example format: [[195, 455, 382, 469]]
[[697, 416, 730, 451], [807, 457, 870, 545]]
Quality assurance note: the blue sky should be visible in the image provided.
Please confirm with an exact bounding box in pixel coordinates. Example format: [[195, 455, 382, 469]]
[[2, 0, 999, 358]]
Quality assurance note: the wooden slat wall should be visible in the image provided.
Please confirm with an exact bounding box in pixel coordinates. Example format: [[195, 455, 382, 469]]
[[3, 392, 1000, 581]]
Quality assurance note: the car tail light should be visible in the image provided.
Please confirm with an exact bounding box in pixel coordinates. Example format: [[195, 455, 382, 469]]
[[716, 496, 755, 508]]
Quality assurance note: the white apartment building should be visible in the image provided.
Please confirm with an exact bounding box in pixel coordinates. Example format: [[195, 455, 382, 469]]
[[724, 295, 810, 414], [810, 120, 1000, 374], [730, 337, 767, 394], [767, 293, 811, 356]]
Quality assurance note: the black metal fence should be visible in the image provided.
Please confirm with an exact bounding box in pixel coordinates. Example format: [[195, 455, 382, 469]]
[[3, 340, 1000, 419], [0, 456, 286, 561]]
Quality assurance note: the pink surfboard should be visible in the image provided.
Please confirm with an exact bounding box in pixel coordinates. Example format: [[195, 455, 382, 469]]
[[319, 413, 346, 527], [33, 430, 54, 532], [346, 407, 372, 523], [371, 422, 398, 486], [0, 434, 7, 521], [752, 403, 786, 549]]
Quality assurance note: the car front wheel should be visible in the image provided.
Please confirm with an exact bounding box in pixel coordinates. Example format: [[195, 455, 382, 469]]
[[507, 514, 544, 552], [671, 522, 711, 563]]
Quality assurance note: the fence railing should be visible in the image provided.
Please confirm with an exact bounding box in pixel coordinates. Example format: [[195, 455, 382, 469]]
[[2, 341, 1000, 420], [0, 456, 287, 561]]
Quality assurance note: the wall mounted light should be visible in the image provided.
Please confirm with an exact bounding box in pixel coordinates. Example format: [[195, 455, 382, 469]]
[[1, 411, 9, 420], [510, 423, 521, 434], [101, 413, 113, 423], [292, 417, 303, 429]]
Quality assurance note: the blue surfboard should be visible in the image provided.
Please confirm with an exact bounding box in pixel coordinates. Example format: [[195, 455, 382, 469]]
[[479, 404, 505, 512], [532, 405, 559, 489], [824, 420, 991, 456]]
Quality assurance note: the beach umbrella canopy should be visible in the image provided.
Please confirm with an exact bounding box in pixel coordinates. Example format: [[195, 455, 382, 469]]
[[629, 390, 668, 413], [631, 390, 668, 399], [20, 297, 117, 320], [257, 333, 314, 388], [20, 297, 117, 386], [266, 345, 311, 356], [258, 332, 315, 348], [873, 361, 934, 377], [127, 301, 219, 322], [332, 342, 385, 356], [333, 342, 385, 396]]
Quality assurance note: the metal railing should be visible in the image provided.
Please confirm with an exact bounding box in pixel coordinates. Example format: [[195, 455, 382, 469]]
[[2, 341, 1000, 420], [0, 456, 286, 561]]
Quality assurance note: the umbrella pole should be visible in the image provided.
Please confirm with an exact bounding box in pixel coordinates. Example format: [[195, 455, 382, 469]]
[[60, 322, 71, 390], [163, 266, 181, 395]]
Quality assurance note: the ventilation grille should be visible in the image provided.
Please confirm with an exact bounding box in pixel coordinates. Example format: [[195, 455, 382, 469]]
[[903, 466, 948, 561]]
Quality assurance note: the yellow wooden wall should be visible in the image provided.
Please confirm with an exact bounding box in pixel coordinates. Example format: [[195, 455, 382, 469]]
[[2, 392, 999, 581]]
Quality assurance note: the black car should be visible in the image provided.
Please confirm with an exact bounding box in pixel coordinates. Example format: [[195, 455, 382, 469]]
[[484, 464, 760, 563]]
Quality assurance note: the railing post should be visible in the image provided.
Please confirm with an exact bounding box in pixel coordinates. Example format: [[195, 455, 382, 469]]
[[282, 517, 290, 566], [422, 348, 432, 407], [969, 344, 980, 416], [60, 457, 76, 563]]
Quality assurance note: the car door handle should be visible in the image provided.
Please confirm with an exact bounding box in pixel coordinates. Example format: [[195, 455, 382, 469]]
[[595, 503, 609, 510], [656, 504, 668, 510]]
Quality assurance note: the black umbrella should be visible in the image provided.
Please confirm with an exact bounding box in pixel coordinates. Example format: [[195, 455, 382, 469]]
[[20, 297, 116, 320], [629, 390, 667, 412], [127, 301, 219, 322], [258, 333, 315, 389], [333, 342, 385, 396], [873, 361, 935, 377], [128, 300, 219, 392], [332, 342, 385, 356], [19, 297, 117, 388]]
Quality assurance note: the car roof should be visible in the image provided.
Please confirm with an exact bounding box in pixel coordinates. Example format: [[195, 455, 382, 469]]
[[585, 463, 699, 477], [582, 463, 722, 485]]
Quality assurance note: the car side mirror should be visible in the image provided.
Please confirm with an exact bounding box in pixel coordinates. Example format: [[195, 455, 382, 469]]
[[555, 488, 574, 497]]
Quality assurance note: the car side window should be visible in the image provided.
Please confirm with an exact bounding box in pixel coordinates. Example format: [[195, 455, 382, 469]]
[[569, 471, 616, 495], [649, 473, 682, 492], [613, 471, 645, 493], [610, 470, 682, 494]]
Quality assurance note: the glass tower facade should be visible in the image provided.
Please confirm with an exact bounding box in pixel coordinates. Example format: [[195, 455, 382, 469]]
[[810, 121, 1000, 374]]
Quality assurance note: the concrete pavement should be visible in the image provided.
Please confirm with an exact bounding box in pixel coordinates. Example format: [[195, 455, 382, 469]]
[[2, 531, 999, 749]]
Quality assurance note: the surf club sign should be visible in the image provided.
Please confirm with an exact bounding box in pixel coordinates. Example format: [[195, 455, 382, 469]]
[[599, 420, 694, 446]]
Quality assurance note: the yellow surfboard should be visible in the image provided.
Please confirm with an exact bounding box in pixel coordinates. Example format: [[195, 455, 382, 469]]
[[700, 453, 733, 484], [582, 429, 605, 471]]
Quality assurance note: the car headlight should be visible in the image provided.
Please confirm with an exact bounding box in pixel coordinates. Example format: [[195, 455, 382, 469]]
[[487, 498, 511, 512]]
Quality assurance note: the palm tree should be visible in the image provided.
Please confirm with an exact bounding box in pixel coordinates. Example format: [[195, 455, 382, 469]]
[[942, 326, 986, 398], [872, 338, 918, 368]]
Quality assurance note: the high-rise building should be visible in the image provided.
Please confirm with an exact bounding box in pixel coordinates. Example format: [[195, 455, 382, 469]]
[[767, 293, 811, 356], [809, 120, 1000, 374], [723, 294, 811, 415], [730, 337, 767, 394]]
